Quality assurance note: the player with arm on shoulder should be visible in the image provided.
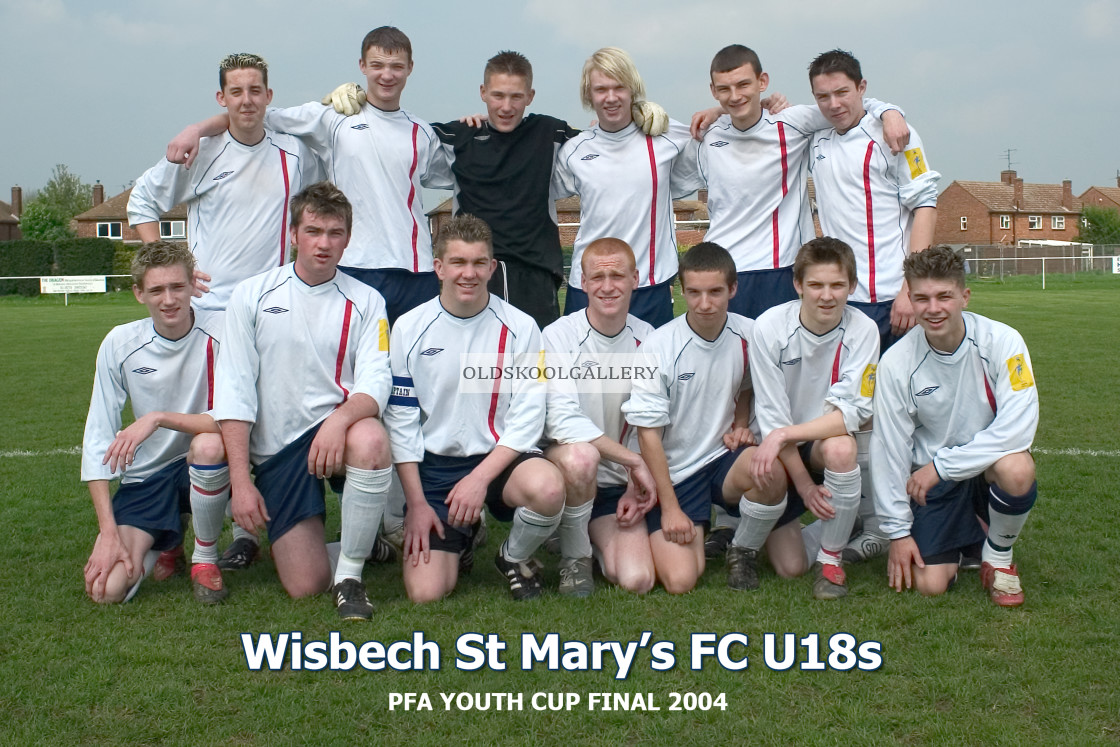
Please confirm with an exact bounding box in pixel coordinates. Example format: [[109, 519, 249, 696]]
[[214, 182, 394, 620], [744, 237, 880, 599], [82, 242, 228, 605], [690, 44, 907, 558], [543, 238, 657, 596], [622, 243, 785, 594], [166, 28, 449, 326], [553, 47, 698, 328], [872, 247, 1038, 606], [807, 49, 940, 353], [384, 215, 565, 603]]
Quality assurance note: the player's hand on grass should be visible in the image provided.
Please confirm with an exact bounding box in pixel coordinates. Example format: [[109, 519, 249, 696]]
[[881, 110, 910, 155], [323, 83, 366, 116], [308, 415, 347, 479], [661, 506, 696, 545], [890, 290, 917, 337], [445, 472, 487, 528], [888, 536, 924, 592], [167, 125, 203, 168], [690, 107, 723, 139], [906, 462, 940, 506], [231, 482, 269, 536], [633, 100, 669, 137], [103, 413, 160, 473], [85, 530, 132, 601], [802, 483, 836, 521], [191, 269, 211, 298], [761, 93, 789, 114], [404, 503, 444, 566], [458, 113, 488, 128]]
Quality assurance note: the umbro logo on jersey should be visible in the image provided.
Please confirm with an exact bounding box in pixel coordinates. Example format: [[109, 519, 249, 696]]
[[580, 154, 600, 161], [263, 307, 288, 314], [781, 358, 802, 366], [421, 348, 444, 356], [212, 171, 235, 181], [350, 124, 370, 130], [132, 367, 157, 375], [710, 141, 729, 148], [677, 373, 695, 381], [582, 360, 598, 368], [915, 386, 940, 396], [815, 154, 826, 161]]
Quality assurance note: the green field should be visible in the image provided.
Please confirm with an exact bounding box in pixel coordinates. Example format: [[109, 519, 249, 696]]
[[1, 275, 1118, 745]]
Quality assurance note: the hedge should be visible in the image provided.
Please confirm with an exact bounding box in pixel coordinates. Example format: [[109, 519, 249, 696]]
[[0, 239, 54, 296]]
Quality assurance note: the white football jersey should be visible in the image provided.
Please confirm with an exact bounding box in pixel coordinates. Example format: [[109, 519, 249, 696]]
[[750, 301, 879, 437], [128, 130, 317, 311], [82, 310, 223, 484], [623, 313, 753, 484], [266, 102, 452, 273], [384, 295, 545, 464], [809, 114, 940, 303], [214, 264, 391, 464], [871, 312, 1039, 539], [542, 310, 654, 486], [553, 120, 700, 287]]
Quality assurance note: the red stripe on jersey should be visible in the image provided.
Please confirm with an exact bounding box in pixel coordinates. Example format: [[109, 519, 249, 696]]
[[279, 150, 291, 266], [645, 136, 658, 285], [741, 337, 749, 379], [831, 340, 843, 385], [487, 325, 510, 442], [334, 299, 354, 402], [205, 337, 215, 410], [983, 374, 997, 414], [772, 122, 789, 269], [862, 142, 877, 303], [408, 124, 420, 272]]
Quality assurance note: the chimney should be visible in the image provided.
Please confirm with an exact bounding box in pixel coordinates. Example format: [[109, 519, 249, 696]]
[[92, 181, 104, 206], [10, 186, 21, 217], [1000, 169, 1016, 185], [1062, 179, 1072, 210], [1013, 178, 1024, 209], [697, 188, 708, 204]]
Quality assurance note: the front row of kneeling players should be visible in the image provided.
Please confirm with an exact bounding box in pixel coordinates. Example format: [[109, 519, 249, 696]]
[[82, 182, 1039, 617]]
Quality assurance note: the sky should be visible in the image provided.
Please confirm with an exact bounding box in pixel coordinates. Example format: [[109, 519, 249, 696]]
[[2, 0, 1118, 204]]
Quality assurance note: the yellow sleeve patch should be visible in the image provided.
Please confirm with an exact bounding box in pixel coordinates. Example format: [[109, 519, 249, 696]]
[[1006, 354, 1034, 391], [904, 147, 927, 179], [378, 318, 389, 352], [860, 364, 877, 397]]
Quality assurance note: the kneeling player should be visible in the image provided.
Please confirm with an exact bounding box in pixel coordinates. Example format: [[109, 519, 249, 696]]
[[215, 182, 394, 620], [387, 215, 564, 603], [623, 242, 785, 594], [873, 246, 1038, 606], [82, 242, 228, 604], [543, 238, 658, 596], [745, 238, 879, 599]]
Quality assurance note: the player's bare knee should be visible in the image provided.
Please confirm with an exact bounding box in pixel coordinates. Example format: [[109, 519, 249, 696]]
[[404, 568, 454, 604], [914, 566, 955, 597], [617, 565, 655, 595], [283, 572, 330, 599], [987, 452, 1035, 495], [819, 434, 858, 472], [552, 443, 600, 488], [660, 569, 699, 595], [344, 418, 391, 469], [772, 555, 808, 579], [518, 463, 565, 514], [188, 432, 226, 465]]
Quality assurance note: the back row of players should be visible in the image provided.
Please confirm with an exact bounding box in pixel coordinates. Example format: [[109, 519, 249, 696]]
[[81, 32, 1039, 618]]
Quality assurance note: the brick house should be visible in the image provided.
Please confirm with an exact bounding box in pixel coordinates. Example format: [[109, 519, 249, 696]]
[[1078, 177, 1120, 212], [0, 186, 20, 241], [70, 184, 188, 244], [934, 170, 1081, 246]]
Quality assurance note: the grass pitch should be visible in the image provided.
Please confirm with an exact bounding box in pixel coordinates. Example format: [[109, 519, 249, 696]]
[[1, 274, 1118, 745]]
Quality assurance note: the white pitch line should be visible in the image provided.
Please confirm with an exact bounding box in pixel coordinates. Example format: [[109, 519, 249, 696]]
[[2, 445, 1118, 459], [0, 446, 82, 458]]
